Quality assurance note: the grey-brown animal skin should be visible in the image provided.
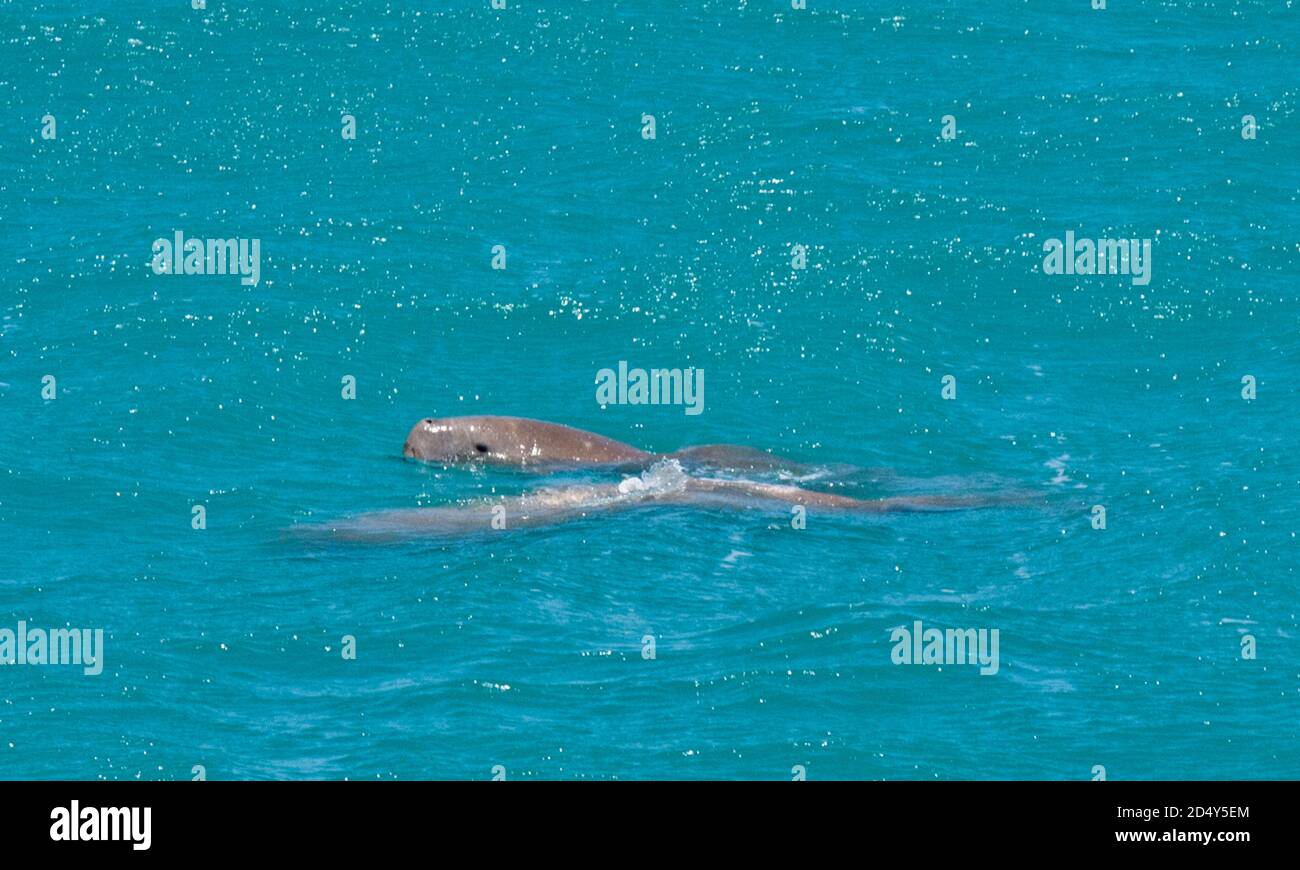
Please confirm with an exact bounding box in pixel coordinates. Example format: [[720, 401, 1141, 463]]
[[306, 477, 1043, 542], [402, 415, 803, 471], [403, 415, 653, 467]]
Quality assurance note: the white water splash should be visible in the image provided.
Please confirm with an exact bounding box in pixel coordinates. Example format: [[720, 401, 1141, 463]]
[[617, 458, 691, 497]]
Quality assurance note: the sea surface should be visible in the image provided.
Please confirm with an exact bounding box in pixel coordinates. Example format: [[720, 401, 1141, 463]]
[[1, 0, 1297, 779]]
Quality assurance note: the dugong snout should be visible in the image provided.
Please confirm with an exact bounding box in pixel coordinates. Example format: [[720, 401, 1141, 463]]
[[403, 417, 474, 461], [402, 418, 432, 458]]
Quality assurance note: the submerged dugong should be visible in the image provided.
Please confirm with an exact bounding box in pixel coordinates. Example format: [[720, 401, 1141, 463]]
[[402, 415, 802, 471], [315, 458, 1043, 542]]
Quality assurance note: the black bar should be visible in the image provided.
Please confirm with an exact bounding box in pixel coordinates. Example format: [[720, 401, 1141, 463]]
[[0, 781, 1281, 856]]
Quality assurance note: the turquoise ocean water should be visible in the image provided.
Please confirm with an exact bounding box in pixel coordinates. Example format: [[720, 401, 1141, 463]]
[[2, 1, 1297, 779]]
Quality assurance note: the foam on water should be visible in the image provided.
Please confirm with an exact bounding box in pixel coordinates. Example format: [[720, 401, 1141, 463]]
[[616, 458, 691, 498]]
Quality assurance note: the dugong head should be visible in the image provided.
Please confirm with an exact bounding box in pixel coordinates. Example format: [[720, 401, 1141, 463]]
[[403, 417, 491, 462]]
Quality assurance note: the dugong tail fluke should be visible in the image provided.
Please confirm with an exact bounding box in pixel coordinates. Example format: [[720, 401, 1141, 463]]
[[683, 477, 1040, 513]]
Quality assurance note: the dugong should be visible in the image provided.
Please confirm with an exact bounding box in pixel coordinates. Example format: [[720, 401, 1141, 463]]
[[313, 457, 1043, 542], [402, 415, 805, 472]]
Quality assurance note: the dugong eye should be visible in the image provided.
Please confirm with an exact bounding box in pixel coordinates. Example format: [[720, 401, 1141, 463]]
[[474, 443, 489, 453]]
